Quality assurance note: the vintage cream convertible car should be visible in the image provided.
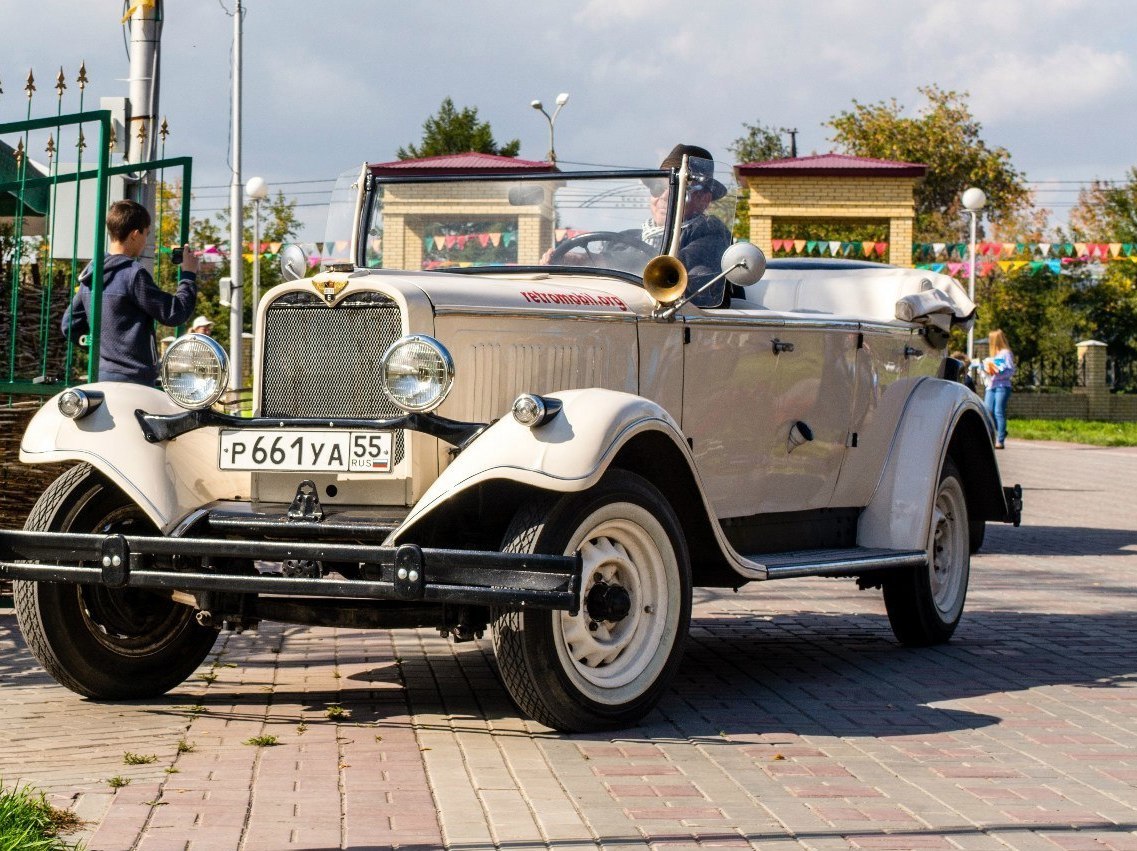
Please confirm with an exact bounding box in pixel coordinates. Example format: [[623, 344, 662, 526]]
[[1, 153, 1020, 732]]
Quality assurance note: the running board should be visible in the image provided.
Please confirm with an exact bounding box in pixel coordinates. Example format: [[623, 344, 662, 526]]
[[745, 547, 927, 580]]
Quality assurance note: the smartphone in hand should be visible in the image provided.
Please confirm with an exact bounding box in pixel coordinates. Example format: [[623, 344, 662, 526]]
[[171, 246, 184, 265]]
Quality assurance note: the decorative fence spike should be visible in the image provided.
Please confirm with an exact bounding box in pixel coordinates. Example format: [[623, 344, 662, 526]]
[[55, 68, 66, 98], [13, 139, 24, 167], [25, 69, 35, 98], [76, 130, 86, 152], [160, 117, 169, 141], [45, 134, 56, 158], [77, 62, 88, 90], [108, 127, 117, 151]]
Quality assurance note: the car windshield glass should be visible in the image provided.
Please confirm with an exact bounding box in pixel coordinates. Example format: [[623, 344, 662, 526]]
[[362, 170, 736, 279]]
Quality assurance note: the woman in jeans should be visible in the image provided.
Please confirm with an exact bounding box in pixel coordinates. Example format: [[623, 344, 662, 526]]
[[983, 329, 1015, 449]]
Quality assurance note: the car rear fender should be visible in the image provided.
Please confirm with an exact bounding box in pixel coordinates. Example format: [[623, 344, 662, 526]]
[[19, 383, 250, 533], [858, 378, 1004, 550]]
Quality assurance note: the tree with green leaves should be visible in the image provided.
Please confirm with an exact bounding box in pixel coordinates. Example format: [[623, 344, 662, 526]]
[[827, 85, 1029, 241], [727, 120, 791, 240], [154, 187, 300, 353], [397, 97, 520, 160], [1068, 167, 1137, 243], [730, 121, 790, 165]]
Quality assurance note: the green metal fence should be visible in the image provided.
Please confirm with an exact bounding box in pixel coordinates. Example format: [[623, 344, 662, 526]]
[[0, 104, 192, 394]]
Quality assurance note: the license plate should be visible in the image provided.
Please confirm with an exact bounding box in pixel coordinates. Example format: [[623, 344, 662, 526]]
[[218, 429, 393, 472]]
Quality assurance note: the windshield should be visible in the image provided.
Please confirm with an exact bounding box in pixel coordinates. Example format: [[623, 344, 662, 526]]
[[362, 167, 736, 281]]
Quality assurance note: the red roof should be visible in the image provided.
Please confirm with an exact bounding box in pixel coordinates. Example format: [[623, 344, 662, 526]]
[[735, 153, 926, 178], [369, 151, 557, 177]]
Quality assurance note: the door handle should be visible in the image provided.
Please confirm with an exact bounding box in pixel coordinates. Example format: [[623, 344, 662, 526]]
[[772, 338, 794, 355]]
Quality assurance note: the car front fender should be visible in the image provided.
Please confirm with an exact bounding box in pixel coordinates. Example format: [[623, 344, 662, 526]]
[[19, 383, 250, 533], [858, 377, 1004, 550]]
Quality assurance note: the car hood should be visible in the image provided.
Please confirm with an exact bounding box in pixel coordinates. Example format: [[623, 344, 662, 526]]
[[370, 268, 658, 317]]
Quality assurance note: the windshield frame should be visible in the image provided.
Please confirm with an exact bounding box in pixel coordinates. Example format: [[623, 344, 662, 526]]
[[359, 168, 681, 277]]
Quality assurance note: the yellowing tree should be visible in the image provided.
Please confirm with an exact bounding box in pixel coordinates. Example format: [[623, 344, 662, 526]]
[[827, 85, 1029, 241]]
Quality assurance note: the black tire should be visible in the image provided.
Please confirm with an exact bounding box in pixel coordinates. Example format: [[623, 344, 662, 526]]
[[883, 457, 970, 646], [968, 519, 986, 553], [13, 463, 218, 699], [492, 470, 691, 732]]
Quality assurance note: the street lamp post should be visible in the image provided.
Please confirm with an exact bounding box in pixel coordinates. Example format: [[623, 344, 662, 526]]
[[245, 176, 269, 337], [529, 92, 570, 164], [962, 187, 987, 361]]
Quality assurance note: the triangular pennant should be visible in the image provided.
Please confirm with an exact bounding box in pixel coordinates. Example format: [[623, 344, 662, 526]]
[[269, 242, 282, 253], [1038, 243, 1051, 257], [931, 263, 945, 273], [489, 232, 501, 247], [444, 235, 457, 249], [793, 239, 806, 253], [502, 232, 514, 247], [932, 242, 946, 257], [434, 236, 445, 250], [1074, 243, 1088, 257], [861, 241, 874, 257], [806, 240, 818, 254], [477, 233, 490, 248], [1002, 243, 1016, 256], [828, 241, 841, 256], [874, 242, 888, 257], [555, 228, 568, 242]]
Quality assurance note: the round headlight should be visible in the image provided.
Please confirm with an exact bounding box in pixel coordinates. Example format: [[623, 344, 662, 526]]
[[380, 335, 454, 413], [161, 333, 230, 410]]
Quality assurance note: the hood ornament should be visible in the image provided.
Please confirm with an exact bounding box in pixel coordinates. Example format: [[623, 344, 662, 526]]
[[310, 273, 349, 304]]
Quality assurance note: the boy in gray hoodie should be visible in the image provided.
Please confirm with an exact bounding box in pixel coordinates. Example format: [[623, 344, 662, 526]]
[[61, 199, 199, 384]]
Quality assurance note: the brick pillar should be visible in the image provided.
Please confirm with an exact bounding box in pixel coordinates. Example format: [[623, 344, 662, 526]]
[[750, 215, 773, 258], [1076, 340, 1109, 419], [888, 216, 914, 267]]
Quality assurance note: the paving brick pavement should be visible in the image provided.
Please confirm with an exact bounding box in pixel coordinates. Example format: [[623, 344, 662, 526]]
[[1, 438, 1135, 849]]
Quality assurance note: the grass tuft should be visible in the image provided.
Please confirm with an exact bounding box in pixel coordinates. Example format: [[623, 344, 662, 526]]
[[243, 735, 279, 747], [123, 752, 157, 765], [176, 740, 195, 754], [106, 776, 130, 789], [0, 783, 83, 850], [1008, 417, 1137, 446], [325, 705, 349, 720]]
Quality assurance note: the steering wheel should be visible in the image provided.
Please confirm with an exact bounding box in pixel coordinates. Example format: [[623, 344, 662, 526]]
[[547, 231, 657, 267]]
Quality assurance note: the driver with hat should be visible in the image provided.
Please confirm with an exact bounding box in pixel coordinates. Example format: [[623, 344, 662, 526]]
[[642, 144, 733, 308]]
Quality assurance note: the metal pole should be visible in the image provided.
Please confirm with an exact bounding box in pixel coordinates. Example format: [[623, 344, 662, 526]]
[[967, 210, 977, 361], [127, 0, 160, 268], [228, 1, 244, 394], [252, 198, 261, 330]]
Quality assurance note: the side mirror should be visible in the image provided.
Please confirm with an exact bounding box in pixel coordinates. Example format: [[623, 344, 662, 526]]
[[722, 242, 766, 286], [279, 243, 308, 282]]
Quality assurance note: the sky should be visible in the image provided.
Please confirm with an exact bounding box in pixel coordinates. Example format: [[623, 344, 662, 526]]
[[2, 0, 1133, 241]]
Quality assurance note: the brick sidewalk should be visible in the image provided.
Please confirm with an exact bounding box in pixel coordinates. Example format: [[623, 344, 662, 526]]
[[2, 439, 1135, 850]]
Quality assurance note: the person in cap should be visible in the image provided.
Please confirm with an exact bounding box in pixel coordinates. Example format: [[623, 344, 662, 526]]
[[642, 144, 733, 308], [191, 315, 214, 336]]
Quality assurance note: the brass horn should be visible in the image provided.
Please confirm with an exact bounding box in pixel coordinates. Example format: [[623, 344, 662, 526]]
[[642, 254, 688, 304]]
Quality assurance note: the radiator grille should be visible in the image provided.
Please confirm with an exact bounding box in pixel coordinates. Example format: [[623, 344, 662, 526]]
[[261, 291, 405, 462]]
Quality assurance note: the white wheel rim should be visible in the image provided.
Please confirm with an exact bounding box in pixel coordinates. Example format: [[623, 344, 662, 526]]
[[552, 502, 680, 705], [929, 476, 968, 620]]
